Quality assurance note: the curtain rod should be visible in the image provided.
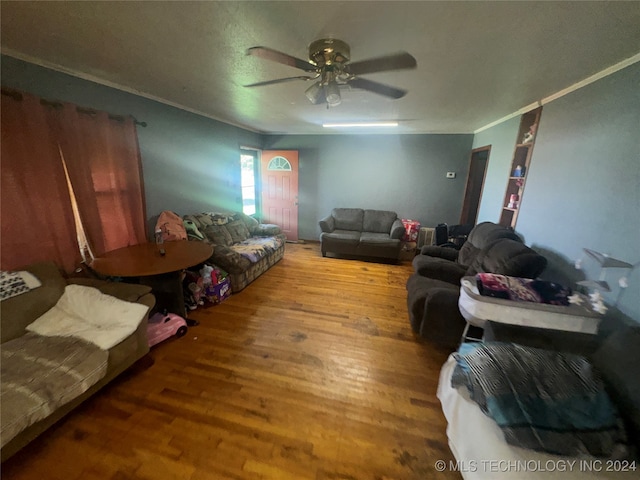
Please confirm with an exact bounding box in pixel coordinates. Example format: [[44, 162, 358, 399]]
[[1, 87, 147, 127]]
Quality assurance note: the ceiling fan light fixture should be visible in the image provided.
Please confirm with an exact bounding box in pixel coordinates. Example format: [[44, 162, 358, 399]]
[[325, 81, 341, 107], [322, 122, 399, 128], [304, 81, 323, 104], [246, 39, 416, 107]]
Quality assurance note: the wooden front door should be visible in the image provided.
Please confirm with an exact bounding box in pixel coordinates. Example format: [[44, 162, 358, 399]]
[[459, 146, 490, 225], [260, 150, 299, 241]]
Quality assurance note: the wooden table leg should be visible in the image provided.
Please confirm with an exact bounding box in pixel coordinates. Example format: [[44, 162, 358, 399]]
[[139, 271, 187, 319]]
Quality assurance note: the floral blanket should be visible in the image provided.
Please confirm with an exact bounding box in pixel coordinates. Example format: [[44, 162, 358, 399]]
[[476, 273, 571, 305], [231, 236, 284, 263]]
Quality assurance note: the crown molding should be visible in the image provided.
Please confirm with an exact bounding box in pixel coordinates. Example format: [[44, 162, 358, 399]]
[[474, 52, 640, 134]]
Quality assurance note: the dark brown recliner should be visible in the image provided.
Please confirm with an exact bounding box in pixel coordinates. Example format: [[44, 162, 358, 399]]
[[406, 222, 547, 349]]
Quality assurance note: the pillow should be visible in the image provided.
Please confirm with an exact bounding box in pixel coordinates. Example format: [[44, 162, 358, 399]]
[[203, 225, 233, 246], [238, 213, 260, 233], [225, 220, 250, 243]]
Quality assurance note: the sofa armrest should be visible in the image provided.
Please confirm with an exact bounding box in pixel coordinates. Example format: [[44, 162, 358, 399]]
[[390, 218, 405, 239], [466, 238, 547, 278], [418, 286, 466, 348], [67, 278, 153, 304], [319, 215, 335, 233], [419, 245, 460, 261], [412, 255, 467, 284], [252, 223, 282, 236]]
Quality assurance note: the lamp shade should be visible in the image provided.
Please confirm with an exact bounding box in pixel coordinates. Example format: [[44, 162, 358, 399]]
[[325, 81, 341, 107], [305, 82, 323, 104]]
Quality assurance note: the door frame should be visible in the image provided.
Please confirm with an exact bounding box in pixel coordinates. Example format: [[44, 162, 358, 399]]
[[260, 150, 299, 241], [459, 145, 491, 225]]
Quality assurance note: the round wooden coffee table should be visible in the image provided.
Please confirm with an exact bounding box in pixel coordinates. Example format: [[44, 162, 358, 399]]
[[91, 240, 213, 318]]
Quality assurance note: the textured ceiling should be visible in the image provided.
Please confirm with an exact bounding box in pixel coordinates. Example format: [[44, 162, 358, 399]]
[[2, 1, 639, 134]]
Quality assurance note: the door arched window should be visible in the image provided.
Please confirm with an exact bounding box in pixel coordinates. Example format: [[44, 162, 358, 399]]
[[267, 156, 292, 171]]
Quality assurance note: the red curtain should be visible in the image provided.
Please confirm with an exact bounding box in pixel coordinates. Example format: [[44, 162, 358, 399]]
[[53, 106, 147, 256], [1, 91, 81, 272], [1, 88, 147, 272]]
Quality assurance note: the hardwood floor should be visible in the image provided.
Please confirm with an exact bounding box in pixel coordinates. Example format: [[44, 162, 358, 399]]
[[3, 243, 460, 480]]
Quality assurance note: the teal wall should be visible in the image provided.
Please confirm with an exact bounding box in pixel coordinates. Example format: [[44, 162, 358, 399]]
[[1, 55, 473, 242], [474, 63, 640, 321], [472, 117, 519, 222], [263, 134, 473, 239], [3, 54, 637, 320], [0, 56, 263, 228]]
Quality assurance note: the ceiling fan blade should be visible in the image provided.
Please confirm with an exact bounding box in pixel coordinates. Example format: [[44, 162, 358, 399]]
[[244, 76, 317, 88], [348, 78, 408, 99], [247, 46, 317, 72], [346, 52, 417, 76]]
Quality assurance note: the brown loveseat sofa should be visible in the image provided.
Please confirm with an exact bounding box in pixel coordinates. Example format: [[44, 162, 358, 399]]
[[1, 262, 154, 461], [319, 208, 405, 261], [406, 222, 548, 349]]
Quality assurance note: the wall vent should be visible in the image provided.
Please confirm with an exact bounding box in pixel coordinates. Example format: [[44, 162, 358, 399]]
[[417, 227, 436, 249]]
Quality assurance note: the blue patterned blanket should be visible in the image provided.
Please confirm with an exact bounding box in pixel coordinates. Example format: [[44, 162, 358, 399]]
[[451, 342, 629, 457]]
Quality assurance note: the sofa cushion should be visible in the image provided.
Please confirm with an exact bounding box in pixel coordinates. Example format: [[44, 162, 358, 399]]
[[321, 229, 361, 246], [252, 224, 282, 236], [466, 238, 547, 278], [412, 255, 468, 285], [203, 225, 233, 246], [231, 235, 286, 263], [226, 220, 251, 243], [184, 213, 214, 229], [363, 210, 397, 234], [0, 332, 108, 449], [209, 244, 252, 274], [332, 208, 363, 231], [68, 278, 153, 303], [237, 212, 260, 233], [457, 222, 522, 266], [406, 273, 464, 347], [359, 232, 395, 244], [419, 245, 460, 262]]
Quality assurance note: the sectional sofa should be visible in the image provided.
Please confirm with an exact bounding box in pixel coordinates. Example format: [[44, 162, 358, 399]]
[[183, 211, 286, 292], [1, 261, 154, 461]]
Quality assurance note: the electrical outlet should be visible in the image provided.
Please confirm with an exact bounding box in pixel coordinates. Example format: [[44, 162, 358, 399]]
[[446, 172, 456, 179]]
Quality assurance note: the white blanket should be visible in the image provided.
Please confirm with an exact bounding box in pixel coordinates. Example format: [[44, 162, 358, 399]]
[[27, 285, 149, 350]]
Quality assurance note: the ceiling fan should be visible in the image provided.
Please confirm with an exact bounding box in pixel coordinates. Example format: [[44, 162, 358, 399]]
[[244, 38, 417, 107]]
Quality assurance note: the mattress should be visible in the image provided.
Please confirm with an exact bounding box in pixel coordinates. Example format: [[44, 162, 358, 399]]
[[437, 356, 638, 480], [458, 276, 601, 334]]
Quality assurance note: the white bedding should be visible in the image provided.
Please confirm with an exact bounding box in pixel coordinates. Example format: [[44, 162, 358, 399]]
[[437, 355, 637, 479], [26, 284, 148, 350]]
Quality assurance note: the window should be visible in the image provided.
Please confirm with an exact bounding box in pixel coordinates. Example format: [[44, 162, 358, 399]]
[[267, 155, 292, 171], [240, 149, 258, 215]]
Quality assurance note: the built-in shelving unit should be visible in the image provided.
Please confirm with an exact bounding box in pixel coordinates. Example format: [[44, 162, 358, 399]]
[[499, 107, 543, 228]]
